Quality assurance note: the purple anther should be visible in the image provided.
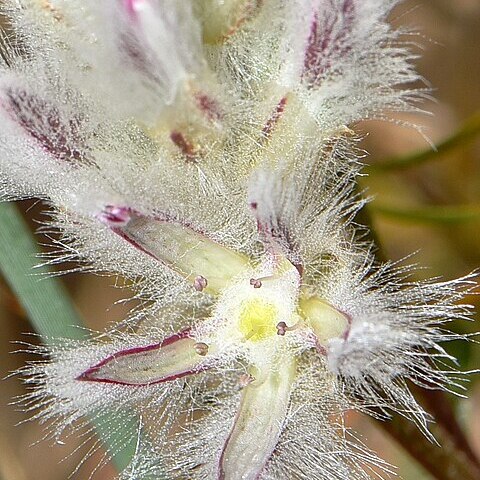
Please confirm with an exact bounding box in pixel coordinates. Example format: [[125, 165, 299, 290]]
[[194, 275, 208, 292], [98, 205, 131, 226], [194, 342, 209, 356], [249, 278, 262, 289], [276, 321, 288, 336]]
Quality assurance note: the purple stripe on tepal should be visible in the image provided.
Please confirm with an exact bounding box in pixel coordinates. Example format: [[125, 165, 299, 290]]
[[302, 0, 356, 84], [123, 0, 144, 18], [5, 88, 87, 163]]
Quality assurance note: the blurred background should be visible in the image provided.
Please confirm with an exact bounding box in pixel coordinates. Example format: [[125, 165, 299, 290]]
[[1, 0, 480, 479]]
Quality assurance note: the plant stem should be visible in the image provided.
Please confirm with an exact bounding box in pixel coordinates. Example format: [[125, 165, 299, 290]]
[[414, 387, 480, 471], [368, 111, 480, 172], [372, 203, 480, 224]]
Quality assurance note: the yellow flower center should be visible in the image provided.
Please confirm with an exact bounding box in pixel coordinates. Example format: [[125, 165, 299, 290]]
[[238, 298, 278, 342]]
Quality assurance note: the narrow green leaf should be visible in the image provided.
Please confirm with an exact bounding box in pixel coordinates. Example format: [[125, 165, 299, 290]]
[[373, 203, 480, 224], [0, 201, 135, 472], [369, 111, 480, 172], [0, 202, 85, 341]]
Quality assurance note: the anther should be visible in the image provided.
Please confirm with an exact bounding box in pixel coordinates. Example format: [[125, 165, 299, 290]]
[[249, 273, 280, 288], [194, 342, 209, 356], [276, 321, 288, 336], [193, 275, 208, 292]]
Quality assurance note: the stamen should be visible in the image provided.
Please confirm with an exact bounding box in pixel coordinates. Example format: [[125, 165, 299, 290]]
[[249, 274, 277, 288], [276, 321, 287, 336], [194, 275, 208, 292], [276, 321, 301, 336], [194, 342, 209, 356]]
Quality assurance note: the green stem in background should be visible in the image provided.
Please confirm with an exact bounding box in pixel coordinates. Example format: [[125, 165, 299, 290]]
[[355, 193, 480, 480], [0, 201, 136, 473], [368, 111, 480, 172], [372, 203, 480, 224]]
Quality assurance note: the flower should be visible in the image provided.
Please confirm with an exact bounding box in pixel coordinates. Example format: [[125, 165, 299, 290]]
[[0, 1, 474, 479]]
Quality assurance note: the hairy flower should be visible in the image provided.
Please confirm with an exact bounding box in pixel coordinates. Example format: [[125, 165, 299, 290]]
[[0, 1, 474, 479]]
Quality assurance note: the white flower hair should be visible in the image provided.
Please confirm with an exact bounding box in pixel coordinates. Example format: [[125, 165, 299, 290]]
[[0, 1, 475, 479]]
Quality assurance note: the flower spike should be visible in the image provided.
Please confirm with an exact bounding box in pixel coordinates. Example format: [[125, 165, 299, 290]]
[[0, 1, 475, 480]]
